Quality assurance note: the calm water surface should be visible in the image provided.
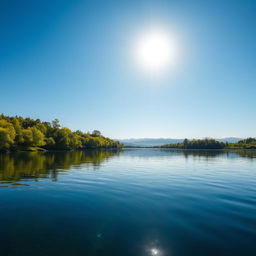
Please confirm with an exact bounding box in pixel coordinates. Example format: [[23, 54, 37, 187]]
[[0, 149, 256, 256]]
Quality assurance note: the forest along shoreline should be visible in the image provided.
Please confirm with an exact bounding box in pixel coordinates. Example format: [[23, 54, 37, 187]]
[[1, 114, 255, 152], [157, 138, 256, 150], [0, 114, 123, 152]]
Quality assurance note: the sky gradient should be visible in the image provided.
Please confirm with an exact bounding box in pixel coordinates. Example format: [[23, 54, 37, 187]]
[[0, 0, 255, 139]]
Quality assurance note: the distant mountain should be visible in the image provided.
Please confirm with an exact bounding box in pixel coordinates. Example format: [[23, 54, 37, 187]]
[[119, 137, 242, 147], [119, 138, 184, 147], [217, 137, 242, 143]]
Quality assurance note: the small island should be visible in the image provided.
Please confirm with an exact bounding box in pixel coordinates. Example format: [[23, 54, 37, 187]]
[[0, 114, 123, 152]]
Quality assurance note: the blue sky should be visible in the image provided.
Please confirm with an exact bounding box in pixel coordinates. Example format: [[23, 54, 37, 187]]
[[0, 0, 255, 139]]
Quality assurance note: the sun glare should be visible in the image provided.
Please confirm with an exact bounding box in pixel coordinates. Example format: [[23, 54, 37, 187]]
[[134, 29, 177, 74]]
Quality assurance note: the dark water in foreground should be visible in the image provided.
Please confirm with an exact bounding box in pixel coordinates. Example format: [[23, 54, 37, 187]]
[[0, 149, 256, 256]]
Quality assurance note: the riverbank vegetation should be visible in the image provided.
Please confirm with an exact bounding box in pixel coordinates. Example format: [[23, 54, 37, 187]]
[[160, 138, 256, 150], [160, 138, 226, 149], [227, 138, 256, 149], [0, 114, 123, 151]]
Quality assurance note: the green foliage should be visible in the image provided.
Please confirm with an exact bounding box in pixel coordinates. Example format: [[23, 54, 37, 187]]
[[0, 120, 16, 150], [161, 137, 256, 149], [161, 138, 226, 149], [52, 118, 60, 129], [30, 127, 46, 147], [0, 114, 123, 151], [228, 137, 256, 149], [92, 130, 101, 137]]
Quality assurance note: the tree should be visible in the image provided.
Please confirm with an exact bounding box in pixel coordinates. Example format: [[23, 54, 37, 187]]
[[92, 130, 101, 137], [30, 127, 45, 147], [45, 137, 55, 148], [0, 120, 16, 151], [183, 138, 188, 149], [52, 119, 61, 129], [0, 128, 14, 150], [21, 128, 33, 146]]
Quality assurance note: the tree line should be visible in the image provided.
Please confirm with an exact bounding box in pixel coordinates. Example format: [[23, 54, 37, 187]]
[[160, 138, 226, 149], [0, 114, 123, 151], [160, 138, 256, 149], [227, 138, 256, 149]]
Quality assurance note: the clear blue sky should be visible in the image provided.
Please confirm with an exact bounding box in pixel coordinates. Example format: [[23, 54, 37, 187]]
[[0, 0, 255, 139]]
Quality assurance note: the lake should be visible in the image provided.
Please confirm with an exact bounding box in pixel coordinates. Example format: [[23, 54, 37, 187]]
[[0, 149, 256, 256]]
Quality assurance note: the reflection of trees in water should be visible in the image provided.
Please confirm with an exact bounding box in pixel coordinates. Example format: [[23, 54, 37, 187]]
[[0, 150, 121, 183], [161, 149, 256, 159], [161, 149, 226, 159], [1, 149, 255, 185], [236, 150, 256, 158]]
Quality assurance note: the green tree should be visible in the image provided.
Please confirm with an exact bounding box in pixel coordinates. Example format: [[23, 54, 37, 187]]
[[52, 119, 61, 129], [0, 120, 16, 151], [30, 127, 45, 147], [92, 130, 101, 137]]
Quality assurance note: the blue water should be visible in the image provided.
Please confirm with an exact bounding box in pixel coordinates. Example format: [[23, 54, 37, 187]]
[[0, 149, 256, 256]]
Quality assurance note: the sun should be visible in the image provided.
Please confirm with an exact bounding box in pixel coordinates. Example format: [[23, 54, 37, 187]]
[[134, 29, 177, 74]]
